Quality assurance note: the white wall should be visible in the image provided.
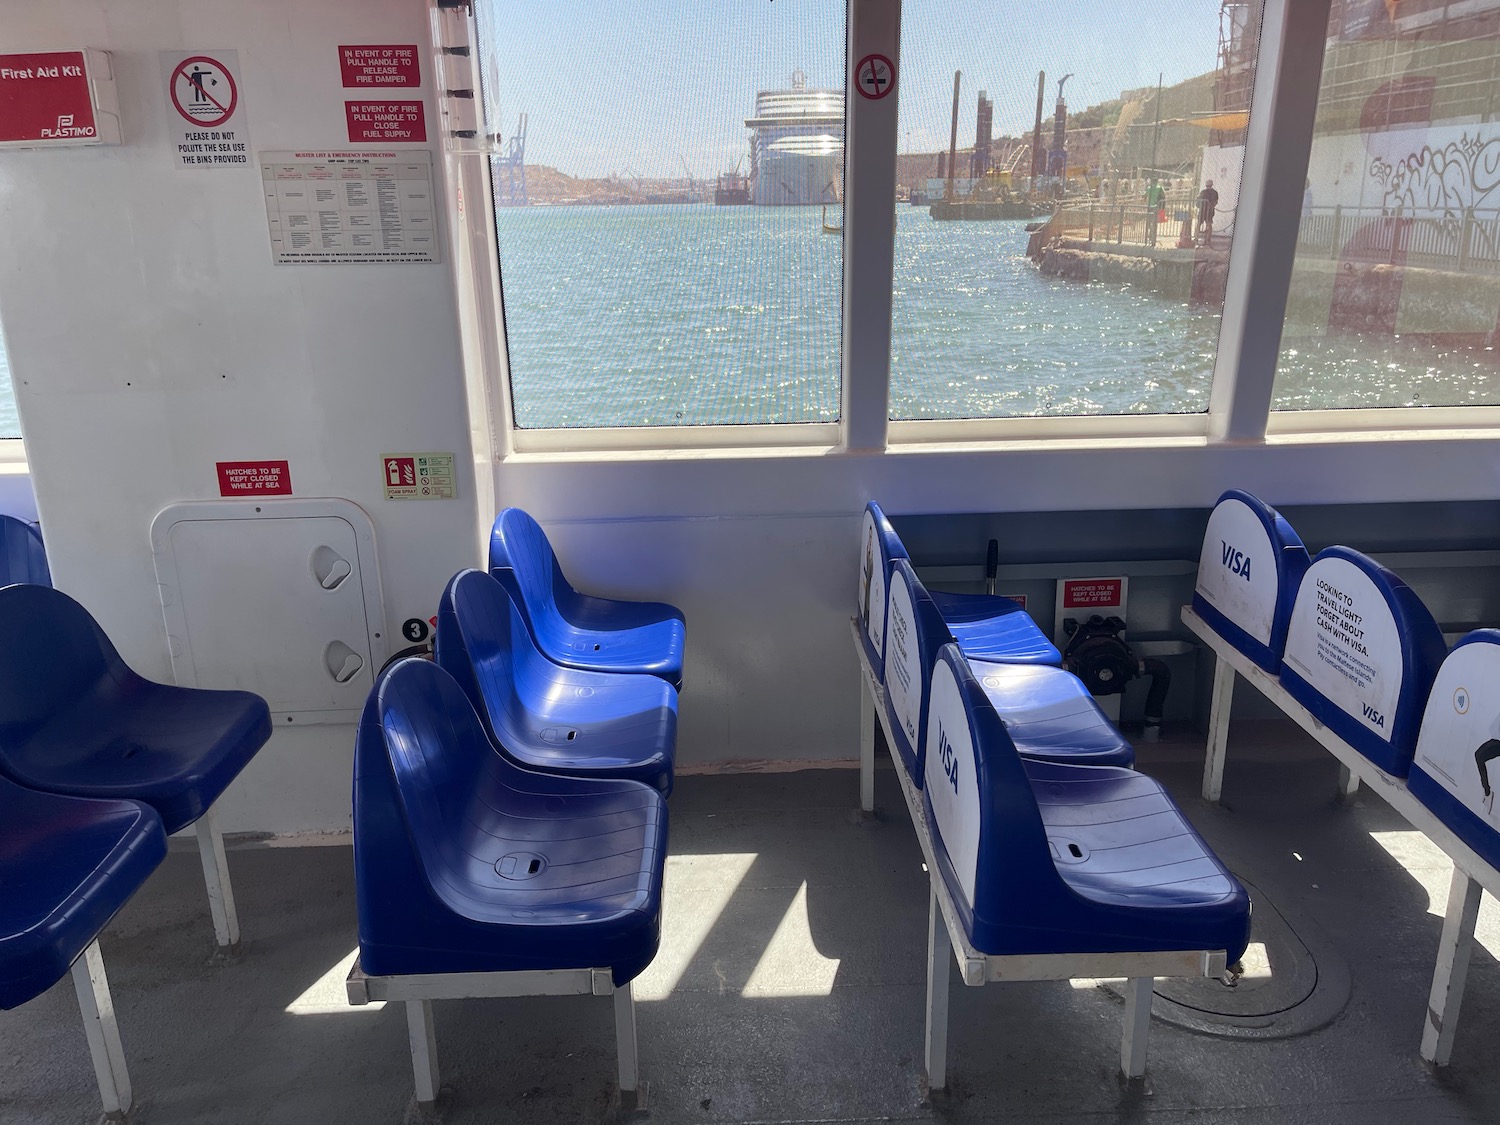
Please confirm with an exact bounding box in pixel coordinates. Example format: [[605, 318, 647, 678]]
[[0, 0, 478, 834]]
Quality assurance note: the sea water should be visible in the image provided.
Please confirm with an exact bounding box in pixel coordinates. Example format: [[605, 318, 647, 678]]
[[0, 206, 1492, 439], [495, 204, 1500, 428]]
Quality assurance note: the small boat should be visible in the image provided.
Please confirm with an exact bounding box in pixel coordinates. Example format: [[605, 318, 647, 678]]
[[822, 204, 842, 234]]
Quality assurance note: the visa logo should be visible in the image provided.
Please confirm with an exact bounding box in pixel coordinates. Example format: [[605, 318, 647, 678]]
[[1221, 540, 1252, 580], [935, 723, 959, 793], [1361, 703, 1386, 728]]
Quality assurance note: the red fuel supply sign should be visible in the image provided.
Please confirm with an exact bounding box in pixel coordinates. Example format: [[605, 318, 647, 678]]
[[0, 50, 120, 147]]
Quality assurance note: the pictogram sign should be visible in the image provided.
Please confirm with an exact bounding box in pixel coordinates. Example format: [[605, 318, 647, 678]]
[[855, 54, 895, 101], [170, 55, 237, 127], [382, 452, 455, 500], [161, 50, 249, 169]]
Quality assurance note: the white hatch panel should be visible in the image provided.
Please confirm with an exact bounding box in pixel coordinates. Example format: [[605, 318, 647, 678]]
[[152, 500, 387, 723]]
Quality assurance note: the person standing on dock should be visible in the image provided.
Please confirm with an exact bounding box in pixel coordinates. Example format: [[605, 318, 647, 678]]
[[1197, 180, 1219, 247], [1145, 180, 1166, 246]]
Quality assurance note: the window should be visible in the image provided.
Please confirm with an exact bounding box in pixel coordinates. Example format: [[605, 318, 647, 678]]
[[889, 1, 1261, 420], [1273, 0, 1500, 411], [0, 318, 18, 440], [472, 1, 847, 430]]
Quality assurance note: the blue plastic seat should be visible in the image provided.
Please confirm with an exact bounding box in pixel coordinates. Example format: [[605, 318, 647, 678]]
[[969, 660, 1135, 769], [1191, 490, 1309, 674], [1409, 630, 1500, 874], [0, 777, 166, 1011], [0, 585, 272, 834], [436, 569, 676, 794], [489, 508, 686, 689], [355, 658, 668, 985], [884, 560, 1130, 789], [859, 502, 1060, 672], [928, 589, 1062, 664], [0, 514, 50, 588], [1280, 547, 1446, 778], [924, 644, 1250, 961]]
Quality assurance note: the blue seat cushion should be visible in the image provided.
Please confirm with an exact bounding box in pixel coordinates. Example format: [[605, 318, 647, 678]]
[[437, 570, 675, 794], [1009, 759, 1249, 961], [1, 681, 272, 835], [0, 778, 166, 1010], [929, 590, 1062, 665], [970, 661, 1135, 768], [356, 659, 668, 986]]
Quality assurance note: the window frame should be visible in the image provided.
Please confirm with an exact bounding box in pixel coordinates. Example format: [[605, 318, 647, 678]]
[[440, 0, 1500, 459]]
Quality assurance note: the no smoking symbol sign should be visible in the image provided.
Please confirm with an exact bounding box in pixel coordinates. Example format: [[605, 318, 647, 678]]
[[170, 55, 237, 127], [855, 54, 894, 100]]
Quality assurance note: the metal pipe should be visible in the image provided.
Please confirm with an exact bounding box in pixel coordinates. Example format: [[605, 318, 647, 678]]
[[946, 70, 961, 204], [1030, 70, 1046, 187]]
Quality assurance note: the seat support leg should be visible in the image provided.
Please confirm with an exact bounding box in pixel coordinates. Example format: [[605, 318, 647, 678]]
[[71, 939, 133, 1120], [1120, 976, 1154, 1079], [406, 999, 440, 1104], [859, 675, 876, 813], [1421, 866, 1484, 1066], [1203, 656, 1236, 803], [1335, 763, 1361, 801], [924, 884, 951, 1091], [195, 808, 240, 947], [613, 979, 639, 1094]]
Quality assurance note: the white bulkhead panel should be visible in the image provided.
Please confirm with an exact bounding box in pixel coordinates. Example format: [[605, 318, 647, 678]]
[[151, 499, 387, 722]]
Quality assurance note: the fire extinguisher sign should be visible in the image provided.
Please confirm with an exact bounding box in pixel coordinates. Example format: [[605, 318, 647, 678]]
[[382, 452, 456, 500]]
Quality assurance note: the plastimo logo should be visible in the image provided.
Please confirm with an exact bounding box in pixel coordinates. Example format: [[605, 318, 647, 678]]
[[40, 113, 93, 139]]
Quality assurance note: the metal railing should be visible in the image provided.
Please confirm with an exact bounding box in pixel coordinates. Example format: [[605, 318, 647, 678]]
[[1295, 204, 1500, 274], [1045, 195, 1226, 250]]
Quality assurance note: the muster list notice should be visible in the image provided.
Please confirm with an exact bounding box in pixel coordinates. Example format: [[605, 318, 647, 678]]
[[260, 150, 439, 265]]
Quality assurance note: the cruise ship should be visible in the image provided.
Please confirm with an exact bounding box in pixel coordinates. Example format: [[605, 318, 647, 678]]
[[1, 2, 1500, 1124], [744, 69, 845, 206]]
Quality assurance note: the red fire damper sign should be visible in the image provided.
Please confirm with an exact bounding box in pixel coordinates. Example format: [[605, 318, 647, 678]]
[[216, 461, 292, 497], [339, 45, 419, 88], [345, 101, 426, 143], [1063, 579, 1123, 609], [0, 52, 98, 144]]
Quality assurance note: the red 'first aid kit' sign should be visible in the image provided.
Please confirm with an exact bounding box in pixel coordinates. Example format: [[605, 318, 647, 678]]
[[0, 51, 114, 147], [216, 461, 292, 497]]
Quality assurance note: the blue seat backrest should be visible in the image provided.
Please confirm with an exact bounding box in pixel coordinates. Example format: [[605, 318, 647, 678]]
[[488, 507, 567, 625], [354, 658, 502, 922], [0, 516, 49, 588], [435, 568, 531, 743], [1409, 631, 1500, 873], [1281, 546, 1446, 778], [920, 643, 1068, 943], [1191, 490, 1308, 674], [0, 584, 123, 737], [883, 559, 956, 789], [857, 502, 910, 680]]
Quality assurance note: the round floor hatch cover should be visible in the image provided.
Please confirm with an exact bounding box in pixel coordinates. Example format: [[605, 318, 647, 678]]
[[1100, 877, 1350, 1039]]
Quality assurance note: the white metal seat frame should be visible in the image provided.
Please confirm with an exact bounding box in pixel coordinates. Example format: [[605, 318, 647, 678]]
[[345, 959, 638, 1106], [1185, 603, 1500, 1066], [852, 619, 1229, 1087]]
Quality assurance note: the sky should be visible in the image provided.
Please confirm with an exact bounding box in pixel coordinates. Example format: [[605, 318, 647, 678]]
[[476, 0, 1227, 179]]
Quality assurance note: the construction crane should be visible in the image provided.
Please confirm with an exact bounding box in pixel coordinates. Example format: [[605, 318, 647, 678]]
[[495, 112, 527, 206], [680, 156, 701, 203]]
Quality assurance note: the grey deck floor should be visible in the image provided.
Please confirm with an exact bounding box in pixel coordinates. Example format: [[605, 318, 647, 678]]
[[3, 720, 1499, 1124]]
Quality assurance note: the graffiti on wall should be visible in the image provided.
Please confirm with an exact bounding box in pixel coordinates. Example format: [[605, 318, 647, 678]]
[[1372, 131, 1500, 221]]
